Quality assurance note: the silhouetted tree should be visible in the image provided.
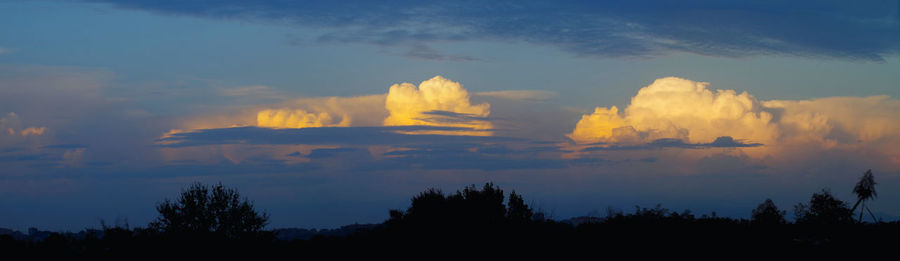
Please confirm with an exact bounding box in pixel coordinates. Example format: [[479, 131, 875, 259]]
[[150, 182, 269, 239], [457, 182, 506, 222], [751, 198, 786, 225], [407, 188, 448, 218], [850, 169, 878, 223], [390, 183, 515, 229], [794, 189, 854, 225], [382, 182, 513, 250], [506, 190, 533, 222]]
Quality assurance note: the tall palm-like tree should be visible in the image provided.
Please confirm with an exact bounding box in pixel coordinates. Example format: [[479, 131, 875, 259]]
[[850, 169, 878, 223]]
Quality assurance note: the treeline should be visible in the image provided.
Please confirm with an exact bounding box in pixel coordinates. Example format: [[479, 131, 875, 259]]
[[1, 170, 898, 256]]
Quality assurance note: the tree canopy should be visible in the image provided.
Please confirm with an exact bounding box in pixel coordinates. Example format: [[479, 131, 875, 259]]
[[751, 198, 786, 225], [150, 182, 269, 239], [851, 169, 878, 222], [794, 189, 854, 225]]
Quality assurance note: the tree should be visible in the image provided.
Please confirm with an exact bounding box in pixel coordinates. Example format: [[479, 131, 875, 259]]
[[392, 182, 510, 226], [150, 182, 269, 239], [457, 182, 506, 223], [751, 198, 786, 225], [794, 189, 854, 225], [850, 169, 878, 223], [506, 190, 533, 222]]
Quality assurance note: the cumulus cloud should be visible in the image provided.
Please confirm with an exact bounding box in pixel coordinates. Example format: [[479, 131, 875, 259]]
[[568, 106, 628, 144], [165, 76, 495, 139], [570, 77, 775, 144], [257, 109, 350, 128], [263, 95, 388, 127], [763, 96, 900, 144], [19, 127, 46, 136], [159, 76, 501, 165], [384, 76, 492, 135], [571, 77, 778, 145], [0, 113, 47, 140], [167, 94, 387, 132], [569, 76, 900, 171]]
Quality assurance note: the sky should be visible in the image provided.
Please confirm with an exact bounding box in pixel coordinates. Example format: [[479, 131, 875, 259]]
[[1, 0, 900, 231]]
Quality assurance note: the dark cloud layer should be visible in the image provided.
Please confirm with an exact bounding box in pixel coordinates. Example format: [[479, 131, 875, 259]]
[[584, 136, 762, 151], [158, 126, 514, 147], [89, 0, 900, 60]]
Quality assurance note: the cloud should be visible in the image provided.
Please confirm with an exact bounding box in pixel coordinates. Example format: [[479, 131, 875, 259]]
[[19, 127, 46, 137], [762, 95, 900, 144], [257, 109, 350, 128], [475, 90, 556, 102], [170, 75, 494, 135], [169, 94, 387, 131], [155, 125, 545, 168], [219, 85, 278, 98], [570, 77, 777, 145], [400, 43, 481, 62], [1, 113, 48, 141], [154, 76, 594, 169], [0, 65, 168, 173], [583, 136, 761, 151], [156, 125, 582, 171], [384, 76, 492, 135], [0, 47, 11, 55], [89, 0, 900, 61], [159, 75, 502, 167], [158, 126, 509, 148], [278, 95, 389, 126], [568, 106, 628, 144], [569, 76, 900, 172], [157, 75, 900, 176], [42, 144, 89, 149], [705, 136, 762, 148]]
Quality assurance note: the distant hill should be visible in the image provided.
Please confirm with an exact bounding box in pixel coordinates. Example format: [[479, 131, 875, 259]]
[[0, 227, 93, 241]]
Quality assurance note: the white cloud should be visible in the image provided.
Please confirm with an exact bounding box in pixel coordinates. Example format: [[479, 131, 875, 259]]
[[384, 76, 492, 135], [568, 76, 900, 172]]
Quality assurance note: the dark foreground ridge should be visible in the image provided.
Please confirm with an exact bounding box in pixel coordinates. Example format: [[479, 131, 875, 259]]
[[1, 170, 898, 257]]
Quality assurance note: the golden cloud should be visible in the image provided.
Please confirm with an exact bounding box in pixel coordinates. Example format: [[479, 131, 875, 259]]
[[19, 127, 46, 136], [569, 77, 900, 170], [567, 106, 627, 144], [570, 77, 777, 144], [160, 76, 495, 156], [384, 76, 492, 136], [257, 109, 349, 128], [0, 112, 47, 138], [254, 95, 388, 129]]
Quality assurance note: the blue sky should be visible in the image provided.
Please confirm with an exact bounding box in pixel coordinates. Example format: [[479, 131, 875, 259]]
[[1, 0, 900, 231]]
